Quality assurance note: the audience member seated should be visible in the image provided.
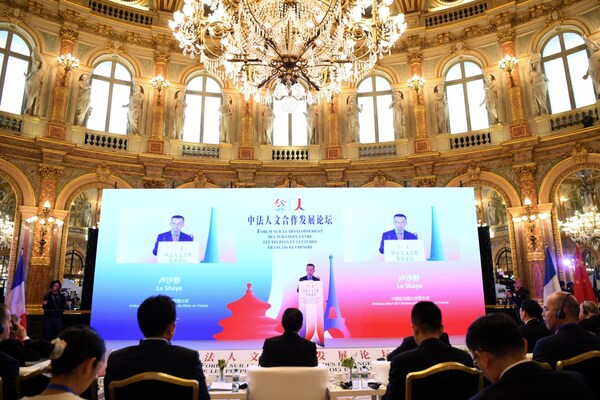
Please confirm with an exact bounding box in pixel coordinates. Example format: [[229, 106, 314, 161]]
[[518, 299, 551, 353], [104, 295, 210, 400], [0, 304, 19, 400], [258, 308, 318, 367], [382, 301, 472, 400], [387, 332, 450, 361], [533, 291, 600, 367], [22, 325, 106, 400], [578, 300, 600, 333], [0, 310, 52, 366], [466, 313, 594, 400]]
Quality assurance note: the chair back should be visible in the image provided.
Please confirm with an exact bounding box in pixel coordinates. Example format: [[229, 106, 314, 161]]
[[108, 372, 199, 400], [16, 366, 50, 398], [246, 366, 328, 400], [0, 375, 3, 400], [556, 350, 600, 398], [405, 362, 482, 400], [371, 360, 390, 385]]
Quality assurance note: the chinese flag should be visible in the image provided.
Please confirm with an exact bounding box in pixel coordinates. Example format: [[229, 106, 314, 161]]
[[574, 245, 596, 302]]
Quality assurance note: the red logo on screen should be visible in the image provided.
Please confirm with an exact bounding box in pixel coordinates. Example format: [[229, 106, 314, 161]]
[[274, 198, 305, 211]]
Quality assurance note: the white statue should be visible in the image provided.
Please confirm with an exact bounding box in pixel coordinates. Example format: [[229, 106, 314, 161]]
[[124, 84, 144, 135], [24, 47, 45, 116], [433, 84, 448, 134], [481, 74, 500, 124], [75, 74, 92, 126], [583, 39, 600, 99], [347, 95, 362, 142], [219, 95, 232, 143], [389, 91, 405, 139], [530, 60, 549, 116], [262, 103, 274, 145], [172, 91, 187, 140], [305, 102, 318, 144]]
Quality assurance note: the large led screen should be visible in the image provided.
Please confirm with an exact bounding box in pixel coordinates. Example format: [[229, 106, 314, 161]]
[[91, 187, 485, 347]]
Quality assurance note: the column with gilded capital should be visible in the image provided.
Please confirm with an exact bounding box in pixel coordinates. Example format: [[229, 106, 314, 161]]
[[408, 53, 430, 153], [46, 27, 78, 140], [325, 99, 341, 159], [498, 30, 530, 139], [511, 163, 544, 298], [238, 99, 255, 159], [27, 165, 65, 311], [147, 51, 170, 154]]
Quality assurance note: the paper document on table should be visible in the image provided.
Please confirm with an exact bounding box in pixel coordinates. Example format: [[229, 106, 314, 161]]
[[210, 382, 233, 391], [20, 359, 51, 376]]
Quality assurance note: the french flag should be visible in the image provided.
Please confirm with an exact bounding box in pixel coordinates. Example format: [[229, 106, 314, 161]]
[[543, 246, 561, 300], [6, 249, 26, 329]]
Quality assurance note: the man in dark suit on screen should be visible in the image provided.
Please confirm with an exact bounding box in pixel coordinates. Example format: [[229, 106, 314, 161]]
[[152, 215, 194, 255], [104, 295, 210, 400], [467, 313, 593, 400], [259, 308, 318, 367], [299, 263, 320, 281], [379, 214, 418, 254]]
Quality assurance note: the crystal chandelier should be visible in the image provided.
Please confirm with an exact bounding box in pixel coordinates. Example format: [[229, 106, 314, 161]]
[[169, 0, 407, 107], [560, 207, 600, 250], [0, 214, 14, 251]]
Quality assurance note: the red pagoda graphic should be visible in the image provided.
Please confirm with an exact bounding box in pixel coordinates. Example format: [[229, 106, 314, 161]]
[[213, 283, 280, 340]]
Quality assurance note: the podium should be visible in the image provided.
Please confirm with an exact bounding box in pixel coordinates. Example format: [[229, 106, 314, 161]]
[[156, 241, 201, 264], [298, 280, 324, 346]]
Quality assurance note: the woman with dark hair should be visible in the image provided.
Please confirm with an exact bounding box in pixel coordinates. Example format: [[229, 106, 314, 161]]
[[23, 325, 106, 399], [42, 280, 70, 340]]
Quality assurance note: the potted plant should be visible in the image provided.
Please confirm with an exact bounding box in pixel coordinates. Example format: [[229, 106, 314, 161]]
[[340, 356, 355, 385], [217, 359, 227, 382]]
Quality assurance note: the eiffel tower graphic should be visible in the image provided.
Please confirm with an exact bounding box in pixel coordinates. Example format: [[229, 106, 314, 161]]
[[324, 255, 350, 337]]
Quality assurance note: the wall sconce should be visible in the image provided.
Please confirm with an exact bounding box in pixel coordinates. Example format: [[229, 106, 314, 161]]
[[407, 74, 425, 104], [56, 53, 80, 86], [26, 201, 64, 254], [511, 197, 547, 252], [150, 75, 170, 105], [498, 54, 519, 87]]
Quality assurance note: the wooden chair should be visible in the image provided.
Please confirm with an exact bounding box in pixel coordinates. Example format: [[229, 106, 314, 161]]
[[108, 372, 199, 400], [246, 366, 328, 400], [405, 362, 483, 400], [556, 350, 600, 398], [16, 366, 50, 399]]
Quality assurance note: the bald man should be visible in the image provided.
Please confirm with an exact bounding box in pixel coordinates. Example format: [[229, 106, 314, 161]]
[[533, 291, 600, 367]]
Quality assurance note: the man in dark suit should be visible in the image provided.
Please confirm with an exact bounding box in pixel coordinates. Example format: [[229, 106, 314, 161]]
[[152, 215, 194, 255], [381, 302, 472, 400], [299, 263, 320, 281], [379, 214, 418, 254], [386, 332, 451, 361], [518, 299, 551, 353], [467, 313, 594, 400], [533, 291, 600, 367], [258, 307, 318, 367], [104, 295, 210, 400], [0, 305, 18, 400]]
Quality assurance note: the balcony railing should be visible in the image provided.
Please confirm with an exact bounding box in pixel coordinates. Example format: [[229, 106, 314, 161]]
[[425, 1, 487, 27], [88, 0, 154, 26], [449, 131, 492, 150], [549, 106, 599, 131], [181, 144, 220, 158], [358, 143, 397, 158], [0, 112, 22, 132], [272, 148, 309, 161], [84, 131, 128, 151]]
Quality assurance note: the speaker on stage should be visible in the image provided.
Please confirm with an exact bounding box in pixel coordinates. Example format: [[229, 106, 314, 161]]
[[478, 226, 496, 305], [81, 228, 98, 310]]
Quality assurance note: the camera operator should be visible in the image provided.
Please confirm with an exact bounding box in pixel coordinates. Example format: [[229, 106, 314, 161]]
[[506, 278, 530, 323]]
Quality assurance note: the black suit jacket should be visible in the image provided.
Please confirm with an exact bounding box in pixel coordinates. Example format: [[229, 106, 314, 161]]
[[382, 338, 473, 400], [579, 315, 600, 333], [258, 331, 318, 367], [519, 319, 552, 353], [386, 333, 451, 361], [0, 350, 19, 400], [532, 323, 600, 367], [104, 339, 210, 400], [299, 275, 320, 281], [470, 361, 594, 400]]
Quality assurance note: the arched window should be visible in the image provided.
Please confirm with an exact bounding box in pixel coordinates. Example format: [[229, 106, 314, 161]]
[[86, 60, 133, 134], [495, 247, 513, 277], [0, 30, 32, 114], [182, 75, 222, 144], [272, 99, 308, 146], [541, 31, 595, 113], [357, 76, 393, 143], [445, 60, 487, 134], [64, 250, 84, 286]]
